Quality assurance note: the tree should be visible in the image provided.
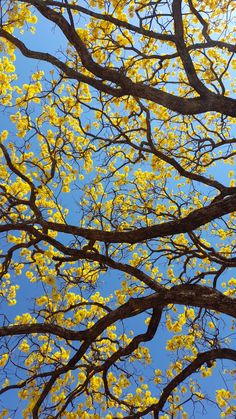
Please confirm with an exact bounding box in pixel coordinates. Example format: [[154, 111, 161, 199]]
[[0, 0, 235, 417]]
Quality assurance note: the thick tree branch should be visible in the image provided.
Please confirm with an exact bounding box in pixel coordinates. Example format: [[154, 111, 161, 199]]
[[1, 285, 234, 342], [124, 348, 236, 418], [0, 323, 86, 340], [40, 193, 236, 243], [172, 0, 208, 96], [0, 193, 235, 244], [1, 30, 236, 116]]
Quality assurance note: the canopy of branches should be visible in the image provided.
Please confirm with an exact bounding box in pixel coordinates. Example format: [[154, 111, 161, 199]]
[[0, 0, 236, 418]]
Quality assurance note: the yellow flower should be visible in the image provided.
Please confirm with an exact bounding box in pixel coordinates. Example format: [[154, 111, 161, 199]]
[[0, 354, 8, 367]]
